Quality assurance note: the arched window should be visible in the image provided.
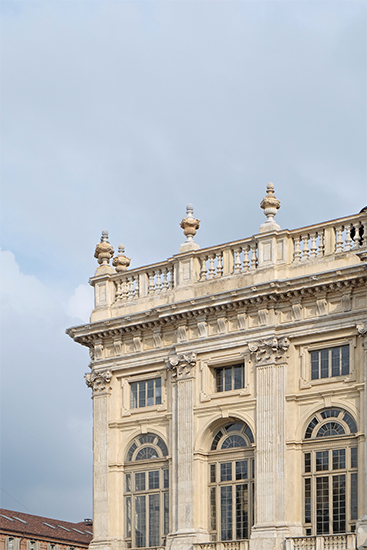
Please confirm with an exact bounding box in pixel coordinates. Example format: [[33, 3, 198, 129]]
[[124, 434, 169, 548], [208, 421, 255, 542], [302, 408, 358, 536]]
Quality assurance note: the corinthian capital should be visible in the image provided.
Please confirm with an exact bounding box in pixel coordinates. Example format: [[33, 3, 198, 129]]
[[85, 370, 112, 393], [249, 336, 290, 366], [166, 350, 197, 380]]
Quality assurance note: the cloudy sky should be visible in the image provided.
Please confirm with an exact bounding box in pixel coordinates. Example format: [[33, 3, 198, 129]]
[[1, 0, 366, 523]]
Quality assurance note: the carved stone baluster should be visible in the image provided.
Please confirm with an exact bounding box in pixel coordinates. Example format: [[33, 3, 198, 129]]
[[122, 279, 129, 300], [134, 275, 139, 299], [115, 279, 122, 301], [335, 225, 344, 253], [148, 271, 155, 295], [318, 231, 325, 256], [216, 253, 223, 278], [200, 256, 208, 281], [242, 245, 250, 272], [293, 236, 302, 262], [162, 268, 169, 291], [344, 223, 353, 251], [249, 242, 257, 270], [169, 266, 174, 289], [208, 254, 216, 279], [309, 232, 318, 258], [127, 276, 134, 301], [156, 269, 162, 294], [301, 234, 309, 260], [234, 248, 242, 273]]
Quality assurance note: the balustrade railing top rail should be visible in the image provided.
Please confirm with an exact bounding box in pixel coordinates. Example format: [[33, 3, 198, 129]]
[[102, 211, 366, 305]]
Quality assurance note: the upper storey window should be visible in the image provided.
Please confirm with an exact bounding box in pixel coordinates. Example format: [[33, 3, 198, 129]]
[[131, 378, 162, 409], [215, 364, 244, 392], [310, 345, 349, 380]]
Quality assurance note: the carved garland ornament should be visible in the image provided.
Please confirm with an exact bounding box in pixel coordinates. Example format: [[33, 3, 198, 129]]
[[85, 370, 112, 392], [248, 337, 290, 366], [166, 351, 197, 380]]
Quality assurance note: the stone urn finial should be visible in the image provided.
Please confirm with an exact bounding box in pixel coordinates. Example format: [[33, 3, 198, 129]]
[[112, 244, 131, 273], [259, 183, 281, 233], [179, 204, 200, 253], [94, 230, 115, 274]]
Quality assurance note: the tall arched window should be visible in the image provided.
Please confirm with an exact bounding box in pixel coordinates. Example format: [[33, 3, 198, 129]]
[[124, 434, 169, 548], [302, 408, 358, 536], [208, 421, 255, 542]]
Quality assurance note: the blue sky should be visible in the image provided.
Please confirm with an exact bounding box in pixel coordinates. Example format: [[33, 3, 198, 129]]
[[0, 0, 366, 522]]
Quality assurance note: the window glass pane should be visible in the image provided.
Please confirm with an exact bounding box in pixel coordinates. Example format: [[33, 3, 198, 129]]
[[139, 435, 155, 444], [311, 351, 319, 380], [305, 417, 318, 439], [316, 477, 329, 534], [164, 492, 169, 535], [304, 478, 311, 523], [332, 474, 346, 534], [224, 368, 232, 391], [155, 378, 162, 405], [236, 484, 248, 539], [211, 431, 223, 451], [332, 449, 345, 470], [147, 380, 154, 407], [136, 447, 159, 461], [135, 495, 146, 547], [126, 473, 131, 492], [220, 486, 233, 541], [139, 382, 146, 408], [221, 435, 246, 449], [156, 438, 168, 457], [126, 496, 132, 539], [351, 473, 358, 520], [343, 412, 357, 434], [127, 442, 137, 461], [316, 451, 329, 471], [316, 422, 345, 438], [210, 464, 216, 483], [321, 409, 340, 419], [341, 346, 349, 375], [236, 460, 248, 480], [135, 472, 146, 491], [148, 470, 159, 490], [210, 487, 216, 532], [304, 453, 311, 473], [220, 462, 232, 482], [163, 469, 169, 488], [320, 350, 329, 378], [216, 369, 223, 392], [331, 347, 340, 377], [244, 426, 254, 444], [234, 366, 243, 390], [149, 493, 160, 547], [131, 383, 138, 408], [351, 447, 358, 468], [226, 423, 243, 433]]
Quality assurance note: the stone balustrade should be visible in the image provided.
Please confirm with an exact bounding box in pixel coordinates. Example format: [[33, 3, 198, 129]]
[[285, 533, 356, 550], [194, 541, 249, 550], [89, 210, 366, 321]]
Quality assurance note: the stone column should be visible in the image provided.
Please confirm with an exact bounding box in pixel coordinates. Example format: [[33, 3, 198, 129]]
[[356, 323, 367, 550], [166, 350, 199, 550], [85, 370, 112, 550], [249, 337, 290, 550]]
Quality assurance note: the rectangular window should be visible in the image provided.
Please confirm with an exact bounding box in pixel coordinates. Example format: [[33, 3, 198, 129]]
[[316, 451, 329, 471], [304, 453, 311, 473], [210, 464, 216, 483], [332, 474, 346, 533], [316, 477, 329, 534], [304, 478, 311, 524], [310, 346, 349, 380], [148, 471, 159, 490], [210, 487, 217, 533], [221, 486, 233, 541], [148, 494, 160, 547], [351, 473, 358, 520], [135, 495, 146, 547], [236, 460, 248, 480], [351, 447, 358, 468], [131, 378, 162, 408], [216, 364, 244, 392], [332, 449, 345, 470], [236, 484, 248, 539], [135, 472, 146, 491], [164, 492, 169, 535], [220, 462, 232, 482]]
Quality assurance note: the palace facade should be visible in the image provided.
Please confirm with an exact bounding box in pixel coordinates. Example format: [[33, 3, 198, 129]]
[[67, 185, 367, 550]]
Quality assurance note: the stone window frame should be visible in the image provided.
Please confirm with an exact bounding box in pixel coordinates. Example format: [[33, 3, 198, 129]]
[[118, 368, 168, 417], [199, 352, 250, 403], [299, 336, 356, 389]]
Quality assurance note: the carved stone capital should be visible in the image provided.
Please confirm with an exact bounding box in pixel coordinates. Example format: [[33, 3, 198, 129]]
[[356, 322, 367, 336], [248, 336, 290, 366], [166, 351, 197, 380], [85, 370, 112, 393]]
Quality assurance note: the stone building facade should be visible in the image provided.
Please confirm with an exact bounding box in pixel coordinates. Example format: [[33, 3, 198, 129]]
[[67, 185, 367, 550]]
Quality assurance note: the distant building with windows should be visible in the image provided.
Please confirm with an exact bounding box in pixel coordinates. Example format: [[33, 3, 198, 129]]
[[0, 509, 92, 550], [67, 185, 367, 550]]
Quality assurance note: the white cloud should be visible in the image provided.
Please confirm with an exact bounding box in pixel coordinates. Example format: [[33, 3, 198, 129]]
[[67, 283, 94, 323]]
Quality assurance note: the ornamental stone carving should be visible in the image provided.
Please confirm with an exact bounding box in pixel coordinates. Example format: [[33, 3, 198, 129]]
[[94, 230, 114, 274], [259, 182, 281, 233], [112, 244, 131, 273], [85, 370, 112, 393], [248, 336, 290, 366], [179, 204, 200, 253], [356, 322, 367, 336], [166, 351, 197, 380]]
